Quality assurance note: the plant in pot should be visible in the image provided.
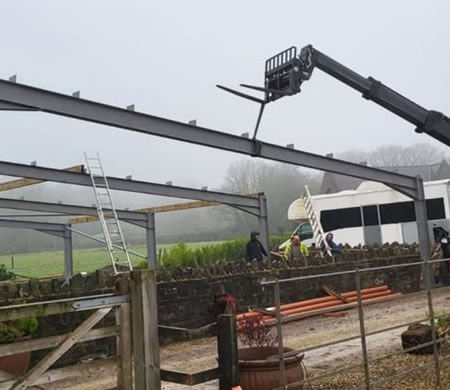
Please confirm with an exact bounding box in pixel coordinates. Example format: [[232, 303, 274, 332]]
[[237, 317, 305, 390], [0, 316, 38, 376]]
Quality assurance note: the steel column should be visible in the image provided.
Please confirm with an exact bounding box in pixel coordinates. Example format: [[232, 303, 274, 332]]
[[63, 225, 73, 283], [258, 193, 270, 257], [146, 212, 157, 270]]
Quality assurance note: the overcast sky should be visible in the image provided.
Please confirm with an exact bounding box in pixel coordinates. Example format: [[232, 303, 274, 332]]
[[1, 1, 450, 194]]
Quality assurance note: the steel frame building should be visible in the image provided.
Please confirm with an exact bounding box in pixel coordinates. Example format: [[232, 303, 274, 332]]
[[0, 78, 431, 260], [0, 168, 268, 281], [0, 76, 441, 389]]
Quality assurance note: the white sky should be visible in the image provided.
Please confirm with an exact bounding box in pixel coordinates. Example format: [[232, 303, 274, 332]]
[[1, 1, 449, 191]]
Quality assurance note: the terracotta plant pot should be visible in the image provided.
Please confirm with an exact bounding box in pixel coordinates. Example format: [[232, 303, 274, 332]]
[[0, 351, 31, 376], [239, 347, 304, 390]]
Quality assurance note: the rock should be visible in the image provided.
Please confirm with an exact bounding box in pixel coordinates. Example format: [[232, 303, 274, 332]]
[[401, 324, 438, 355], [39, 280, 53, 296], [70, 273, 85, 291], [29, 279, 41, 297]]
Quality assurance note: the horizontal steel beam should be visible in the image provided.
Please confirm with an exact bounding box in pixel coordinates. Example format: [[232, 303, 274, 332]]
[[0, 197, 147, 223], [0, 79, 417, 191], [0, 218, 68, 238], [0, 218, 65, 232], [0, 165, 84, 192], [0, 160, 259, 208], [69, 196, 259, 224]]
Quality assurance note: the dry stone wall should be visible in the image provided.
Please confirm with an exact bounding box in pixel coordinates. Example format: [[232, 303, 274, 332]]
[[0, 244, 424, 366]]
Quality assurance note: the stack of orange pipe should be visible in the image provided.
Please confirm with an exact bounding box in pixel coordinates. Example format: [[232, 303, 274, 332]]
[[236, 285, 401, 326]]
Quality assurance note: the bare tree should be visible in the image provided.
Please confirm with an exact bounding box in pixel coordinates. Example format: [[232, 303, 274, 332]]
[[337, 143, 446, 167], [219, 160, 321, 235]]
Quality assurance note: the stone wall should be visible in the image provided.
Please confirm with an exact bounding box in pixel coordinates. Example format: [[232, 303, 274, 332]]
[[0, 244, 424, 366], [157, 253, 422, 330]]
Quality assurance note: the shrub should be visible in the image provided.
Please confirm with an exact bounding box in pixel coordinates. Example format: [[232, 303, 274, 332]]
[[427, 310, 450, 337], [0, 264, 15, 281], [238, 317, 277, 349], [14, 317, 38, 335], [0, 316, 38, 344], [0, 323, 23, 344], [137, 232, 293, 269]]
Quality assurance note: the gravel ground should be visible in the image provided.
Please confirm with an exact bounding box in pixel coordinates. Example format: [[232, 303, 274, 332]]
[[36, 286, 450, 389]]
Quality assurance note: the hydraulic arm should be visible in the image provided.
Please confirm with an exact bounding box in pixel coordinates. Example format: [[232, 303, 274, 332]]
[[220, 45, 450, 146]]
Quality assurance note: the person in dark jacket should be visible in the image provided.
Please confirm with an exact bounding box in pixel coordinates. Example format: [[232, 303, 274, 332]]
[[326, 233, 341, 254], [245, 231, 267, 262]]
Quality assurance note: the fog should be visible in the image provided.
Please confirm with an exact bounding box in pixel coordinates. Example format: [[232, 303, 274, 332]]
[[0, 1, 449, 253]]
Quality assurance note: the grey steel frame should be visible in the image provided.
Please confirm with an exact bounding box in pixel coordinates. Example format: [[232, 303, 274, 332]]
[[0, 78, 430, 256], [0, 197, 148, 227], [0, 78, 437, 385], [0, 79, 418, 196], [0, 218, 73, 282], [0, 192, 269, 276], [0, 161, 270, 251]]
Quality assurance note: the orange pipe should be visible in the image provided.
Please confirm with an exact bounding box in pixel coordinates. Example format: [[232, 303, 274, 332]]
[[342, 285, 389, 297], [236, 285, 389, 320], [258, 292, 403, 325], [347, 290, 393, 302], [260, 290, 395, 321], [238, 292, 403, 327], [280, 300, 344, 316], [278, 290, 394, 317], [268, 285, 389, 312]]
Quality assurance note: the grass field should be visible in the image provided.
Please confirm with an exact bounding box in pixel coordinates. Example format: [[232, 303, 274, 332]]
[[0, 241, 219, 279]]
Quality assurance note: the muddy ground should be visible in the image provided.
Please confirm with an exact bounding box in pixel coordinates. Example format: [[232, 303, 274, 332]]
[[39, 286, 450, 389]]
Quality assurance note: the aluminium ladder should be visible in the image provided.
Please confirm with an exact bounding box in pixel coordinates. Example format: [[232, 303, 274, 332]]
[[303, 185, 333, 258], [84, 153, 133, 273]]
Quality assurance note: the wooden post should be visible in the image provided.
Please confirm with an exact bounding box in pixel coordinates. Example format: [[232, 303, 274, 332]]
[[217, 314, 239, 390], [116, 303, 133, 390], [130, 270, 160, 390]]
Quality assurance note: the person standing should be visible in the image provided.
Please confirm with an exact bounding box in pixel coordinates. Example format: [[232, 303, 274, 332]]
[[284, 234, 309, 260], [245, 231, 268, 262]]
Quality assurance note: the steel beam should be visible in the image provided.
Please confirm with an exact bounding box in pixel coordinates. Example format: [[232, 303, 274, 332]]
[[0, 197, 147, 225], [0, 160, 259, 209], [0, 79, 417, 191], [0, 218, 73, 281], [0, 165, 84, 192], [0, 218, 65, 235]]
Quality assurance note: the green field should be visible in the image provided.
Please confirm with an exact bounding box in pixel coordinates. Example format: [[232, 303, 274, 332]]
[[0, 241, 218, 279]]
